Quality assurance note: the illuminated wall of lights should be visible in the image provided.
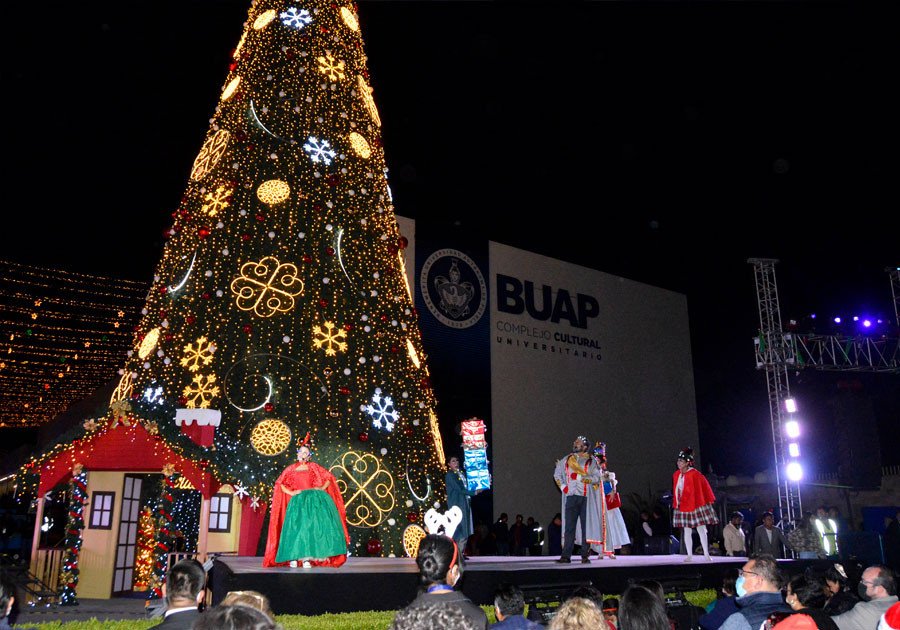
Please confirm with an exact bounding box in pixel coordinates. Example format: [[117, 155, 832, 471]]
[[0, 260, 147, 427]]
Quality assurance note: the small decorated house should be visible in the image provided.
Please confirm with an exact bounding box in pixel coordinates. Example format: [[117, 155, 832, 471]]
[[22, 405, 266, 601]]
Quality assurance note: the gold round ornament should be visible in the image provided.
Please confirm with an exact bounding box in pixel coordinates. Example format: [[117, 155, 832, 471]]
[[348, 132, 372, 158], [138, 328, 160, 360], [250, 419, 292, 456], [256, 179, 291, 205], [403, 524, 427, 558], [253, 10, 278, 30], [340, 7, 359, 31]]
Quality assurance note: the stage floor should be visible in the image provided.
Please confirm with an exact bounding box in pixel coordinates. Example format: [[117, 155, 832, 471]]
[[211, 554, 822, 616]]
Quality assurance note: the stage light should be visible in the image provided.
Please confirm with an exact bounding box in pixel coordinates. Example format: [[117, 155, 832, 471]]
[[788, 443, 800, 457], [834, 317, 841, 324], [784, 398, 797, 413], [853, 316, 859, 322], [786, 462, 803, 481], [862, 319, 872, 328], [785, 420, 800, 438]]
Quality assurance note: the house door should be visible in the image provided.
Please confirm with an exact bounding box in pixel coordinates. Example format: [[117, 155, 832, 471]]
[[112, 474, 143, 594]]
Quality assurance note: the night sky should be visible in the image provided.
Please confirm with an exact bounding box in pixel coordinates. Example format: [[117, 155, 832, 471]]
[[2, 1, 897, 477]]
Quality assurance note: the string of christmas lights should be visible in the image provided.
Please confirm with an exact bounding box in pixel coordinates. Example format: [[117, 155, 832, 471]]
[[58, 465, 87, 606], [0, 260, 147, 426]]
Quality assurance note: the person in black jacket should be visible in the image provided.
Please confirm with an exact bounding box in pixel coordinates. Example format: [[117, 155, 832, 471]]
[[155, 558, 207, 629], [396, 533, 489, 629]]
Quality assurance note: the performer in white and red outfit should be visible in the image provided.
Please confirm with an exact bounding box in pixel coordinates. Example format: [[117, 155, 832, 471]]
[[553, 435, 605, 563], [672, 446, 717, 562], [595, 442, 630, 558]]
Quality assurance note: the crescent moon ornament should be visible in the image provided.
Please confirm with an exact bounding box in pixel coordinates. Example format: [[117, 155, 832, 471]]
[[168, 252, 197, 293]]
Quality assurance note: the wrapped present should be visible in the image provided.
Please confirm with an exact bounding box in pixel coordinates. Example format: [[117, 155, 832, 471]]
[[462, 433, 487, 449], [467, 468, 492, 492], [464, 448, 488, 470], [461, 418, 485, 436]]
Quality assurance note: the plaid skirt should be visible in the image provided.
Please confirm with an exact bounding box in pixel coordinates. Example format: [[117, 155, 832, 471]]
[[673, 502, 718, 528]]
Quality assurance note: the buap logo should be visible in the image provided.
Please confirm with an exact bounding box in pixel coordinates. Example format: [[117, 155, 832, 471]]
[[420, 249, 487, 329]]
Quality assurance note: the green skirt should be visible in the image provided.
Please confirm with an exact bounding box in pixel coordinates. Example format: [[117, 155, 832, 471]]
[[275, 489, 347, 563]]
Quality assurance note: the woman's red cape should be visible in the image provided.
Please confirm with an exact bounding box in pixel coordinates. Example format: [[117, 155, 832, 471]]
[[262, 461, 350, 567]]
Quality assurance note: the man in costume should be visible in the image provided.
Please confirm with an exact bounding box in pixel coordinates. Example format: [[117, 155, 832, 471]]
[[553, 435, 604, 563], [263, 433, 349, 568], [672, 446, 717, 562]]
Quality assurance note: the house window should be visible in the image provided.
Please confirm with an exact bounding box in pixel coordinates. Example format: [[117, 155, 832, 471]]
[[89, 491, 115, 529], [208, 493, 232, 532]]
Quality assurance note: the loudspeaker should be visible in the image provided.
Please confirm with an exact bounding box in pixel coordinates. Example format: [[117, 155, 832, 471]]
[[838, 531, 885, 566]]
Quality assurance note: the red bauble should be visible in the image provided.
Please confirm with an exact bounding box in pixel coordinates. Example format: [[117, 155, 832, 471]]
[[358, 432, 369, 442], [178, 396, 188, 406], [407, 512, 418, 523], [403, 427, 414, 437], [241, 233, 251, 241], [186, 315, 196, 325], [390, 346, 399, 354], [387, 245, 399, 255], [366, 538, 382, 555], [325, 246, 335, 256], [302, 254, 313, 264], [318, 299, 328, 308], [243, 324, 253, 334], [229, 61, 238, 72], [197, 227, 211, 239], [165, 334, 174, 342], [344, 323, 353, 331], [202, 292, 211, 300], [264, 403, 274, 412], [339, 387, 351, 396], [158, 286, 168, 295], [398, 236, 409, 249], [255, 214, 265, 222]]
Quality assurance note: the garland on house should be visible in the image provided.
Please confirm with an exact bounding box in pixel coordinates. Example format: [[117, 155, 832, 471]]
[[133, 506, 157, 591], [58, 464, 87, 606], [148, 465, 179, 600]]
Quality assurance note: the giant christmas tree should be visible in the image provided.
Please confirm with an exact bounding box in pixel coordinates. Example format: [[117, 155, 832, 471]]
[[114, 0, 445, 558]]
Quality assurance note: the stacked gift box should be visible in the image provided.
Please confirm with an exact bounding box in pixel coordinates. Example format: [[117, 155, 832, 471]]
[[461, 417, 491, 491]]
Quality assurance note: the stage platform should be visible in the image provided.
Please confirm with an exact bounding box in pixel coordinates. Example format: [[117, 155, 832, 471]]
[[211, 554, 828, 616]]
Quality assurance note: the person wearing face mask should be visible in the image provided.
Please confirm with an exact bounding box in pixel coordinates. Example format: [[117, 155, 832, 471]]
[[398, 533, 489, 629], [767, 572, 838, 630], [720, 553, 790, 630], [832, 565, 898, 630]]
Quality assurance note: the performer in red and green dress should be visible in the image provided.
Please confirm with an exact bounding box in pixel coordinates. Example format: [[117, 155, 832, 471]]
[[263, 434, 349, 568]]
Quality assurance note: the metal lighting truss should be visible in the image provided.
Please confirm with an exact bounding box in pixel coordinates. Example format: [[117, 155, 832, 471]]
[[748, 259, 900, 527]]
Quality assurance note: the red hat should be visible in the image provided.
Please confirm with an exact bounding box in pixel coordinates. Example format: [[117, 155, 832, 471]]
[[880, 602, 900, 630]]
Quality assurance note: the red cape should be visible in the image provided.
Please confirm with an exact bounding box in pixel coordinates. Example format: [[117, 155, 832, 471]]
[[263, 461, 349, 567]]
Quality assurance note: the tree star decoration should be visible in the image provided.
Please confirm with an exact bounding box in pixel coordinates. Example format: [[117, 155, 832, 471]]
[[424, 506, 463, 540], [365, 390, 399, 432]]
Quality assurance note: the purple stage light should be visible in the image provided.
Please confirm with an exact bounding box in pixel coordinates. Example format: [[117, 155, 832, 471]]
[[833, 317, 841, 324]]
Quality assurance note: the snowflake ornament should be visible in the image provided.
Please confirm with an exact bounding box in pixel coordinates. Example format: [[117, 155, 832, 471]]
[[366, 390, 399, 432], [143, 386, 165, 405], [312, 321, 348, 356], [280, 7, 312, 29], [233, 483, 249, 501], [303, 136, 336, 165], [250, 496, 261, 510], [180, 336, 216, 372]]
